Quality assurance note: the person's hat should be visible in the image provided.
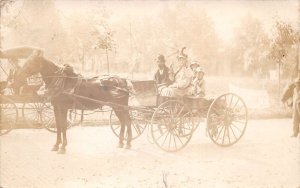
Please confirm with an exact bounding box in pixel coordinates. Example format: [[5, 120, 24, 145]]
[[195, 67, 205, 73], [190, 60, 200, 68], [157, 54, 165, 63]]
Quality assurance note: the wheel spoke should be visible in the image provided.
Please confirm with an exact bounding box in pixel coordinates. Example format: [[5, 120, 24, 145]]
[[215, 124, 225, 141], [173, 133, 177, 150], [161, 131, 170, 147], [231, 122, 243, 133], [229, 124, 238, 140], [168, 132, 172, 150], [227, 127, 231, 143], [174, 130, 184, 145], [155, 126, 168, 141], [222, 125, 227, 144]]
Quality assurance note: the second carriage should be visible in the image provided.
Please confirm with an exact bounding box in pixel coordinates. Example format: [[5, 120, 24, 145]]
[[0, 51, 76, 136]]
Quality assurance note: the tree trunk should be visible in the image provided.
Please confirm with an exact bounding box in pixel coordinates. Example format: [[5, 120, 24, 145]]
[[106, 48, 109, 75]]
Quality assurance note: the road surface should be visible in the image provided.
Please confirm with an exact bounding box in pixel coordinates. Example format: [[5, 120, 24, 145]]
[[0, 119, 299, 188]]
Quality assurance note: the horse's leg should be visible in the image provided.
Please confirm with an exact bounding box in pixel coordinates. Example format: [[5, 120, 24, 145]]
[[58, 107, 68, 154], [113, 108, 125, 148], [51, 105, 61, 151], [124, 110, 132, 149]]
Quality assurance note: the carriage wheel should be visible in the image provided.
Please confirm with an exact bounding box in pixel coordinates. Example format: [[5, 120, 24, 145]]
[[22, 102, 44, 128], [206, 93, 248, 147], [110, 110, 148, 141], [151, 100, 195, 152], [0, 96, 18, 136], [42, 103, 74, 133]]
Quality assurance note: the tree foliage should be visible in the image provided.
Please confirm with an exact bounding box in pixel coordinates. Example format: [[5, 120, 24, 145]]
[[0, 1, 298, 79], [269, 19, 299, 79]]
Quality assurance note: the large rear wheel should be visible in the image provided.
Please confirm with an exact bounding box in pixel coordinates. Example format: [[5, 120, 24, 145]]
[[207, 93, 248, 147]]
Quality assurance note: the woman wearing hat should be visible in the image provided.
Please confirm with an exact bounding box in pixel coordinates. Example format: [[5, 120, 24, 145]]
[[190, 60, 200, 72], [282, 77, 300, 137]]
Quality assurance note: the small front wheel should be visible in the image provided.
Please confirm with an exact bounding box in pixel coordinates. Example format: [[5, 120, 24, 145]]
[[42, 102, 73, 133], [151, 100, 195, 152], [110, 110, 147, 141]]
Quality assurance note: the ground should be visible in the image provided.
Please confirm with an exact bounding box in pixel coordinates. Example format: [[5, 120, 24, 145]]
[[0, 119, 299, 188]]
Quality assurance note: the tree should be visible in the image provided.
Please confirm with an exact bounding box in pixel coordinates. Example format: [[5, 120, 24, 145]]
[[154, 3, 220, 74], [230, 14, 271, 77], [92, 22, 115, 75], [269, 19, 299, 79], [2, 0, 66, 58]]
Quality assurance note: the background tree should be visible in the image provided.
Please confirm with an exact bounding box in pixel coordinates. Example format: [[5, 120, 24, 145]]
[[269, 19, 299, 79], [229, 14, 271, 77]]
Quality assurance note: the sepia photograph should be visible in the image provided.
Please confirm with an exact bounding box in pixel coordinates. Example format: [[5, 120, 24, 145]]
[[0, 0, 299, 187]]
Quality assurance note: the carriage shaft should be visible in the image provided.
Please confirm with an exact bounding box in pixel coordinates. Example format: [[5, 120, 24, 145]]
[[64, 92, 155, 114]]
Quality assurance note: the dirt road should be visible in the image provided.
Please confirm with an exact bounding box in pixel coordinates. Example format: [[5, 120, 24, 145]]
[[0, 119, 299, 188]]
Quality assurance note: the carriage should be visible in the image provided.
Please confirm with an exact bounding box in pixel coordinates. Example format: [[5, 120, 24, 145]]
[[0, 47, 248, 152], [109, 80, 248, 152]]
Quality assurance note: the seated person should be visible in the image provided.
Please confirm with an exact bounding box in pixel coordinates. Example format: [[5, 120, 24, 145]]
[[154, 54, 172, 87], [159, 53, 193, 97], [188, 66, 206, 97], [190, 60, 200, 73]]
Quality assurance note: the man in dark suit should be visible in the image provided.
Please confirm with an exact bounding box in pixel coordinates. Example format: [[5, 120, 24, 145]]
[[154, 54, 171, 86]]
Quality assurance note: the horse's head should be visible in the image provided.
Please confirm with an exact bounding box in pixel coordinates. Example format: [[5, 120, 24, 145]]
[[19, 54, 43, 79], [13, 52, 44, 89]]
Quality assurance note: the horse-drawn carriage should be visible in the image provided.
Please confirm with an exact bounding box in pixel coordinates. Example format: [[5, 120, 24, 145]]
[[110, 80, 248, 152], [0, 47, 248, 153]]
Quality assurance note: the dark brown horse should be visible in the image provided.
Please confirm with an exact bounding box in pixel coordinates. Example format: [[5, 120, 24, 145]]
[[14, 55, 132, 154]]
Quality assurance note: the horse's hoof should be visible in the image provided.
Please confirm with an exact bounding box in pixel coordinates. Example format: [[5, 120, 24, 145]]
[[125, 144, 131, 149], [51, 145, 59, 151], [57, 148, 66, 154], [117, 143, 124, 148]]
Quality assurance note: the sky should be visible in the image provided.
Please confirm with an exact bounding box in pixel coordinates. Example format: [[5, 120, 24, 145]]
[[54, 0, 299, 42]]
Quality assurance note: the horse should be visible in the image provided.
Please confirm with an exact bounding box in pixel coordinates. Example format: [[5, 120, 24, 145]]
[[14, 54, 132, 154]]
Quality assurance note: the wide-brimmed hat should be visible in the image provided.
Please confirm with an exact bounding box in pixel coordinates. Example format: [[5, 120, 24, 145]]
[[190, 61, 200, 68]]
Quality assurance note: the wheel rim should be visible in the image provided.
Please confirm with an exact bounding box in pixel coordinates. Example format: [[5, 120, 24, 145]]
[[22, 102, 44, 127], [0, 97, 18, 136], [151, 100, 194, 152], [42, 103, 56, 132], [110, 110, 147, 141], [207, 93, 248, 147]]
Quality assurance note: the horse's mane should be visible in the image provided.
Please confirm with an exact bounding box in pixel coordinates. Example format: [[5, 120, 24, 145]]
[[36, 57, 131, 93]]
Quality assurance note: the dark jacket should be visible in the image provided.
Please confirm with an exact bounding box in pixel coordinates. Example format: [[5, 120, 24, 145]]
[[154, 65, 171, 85], [281, 83, 295, 103]]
